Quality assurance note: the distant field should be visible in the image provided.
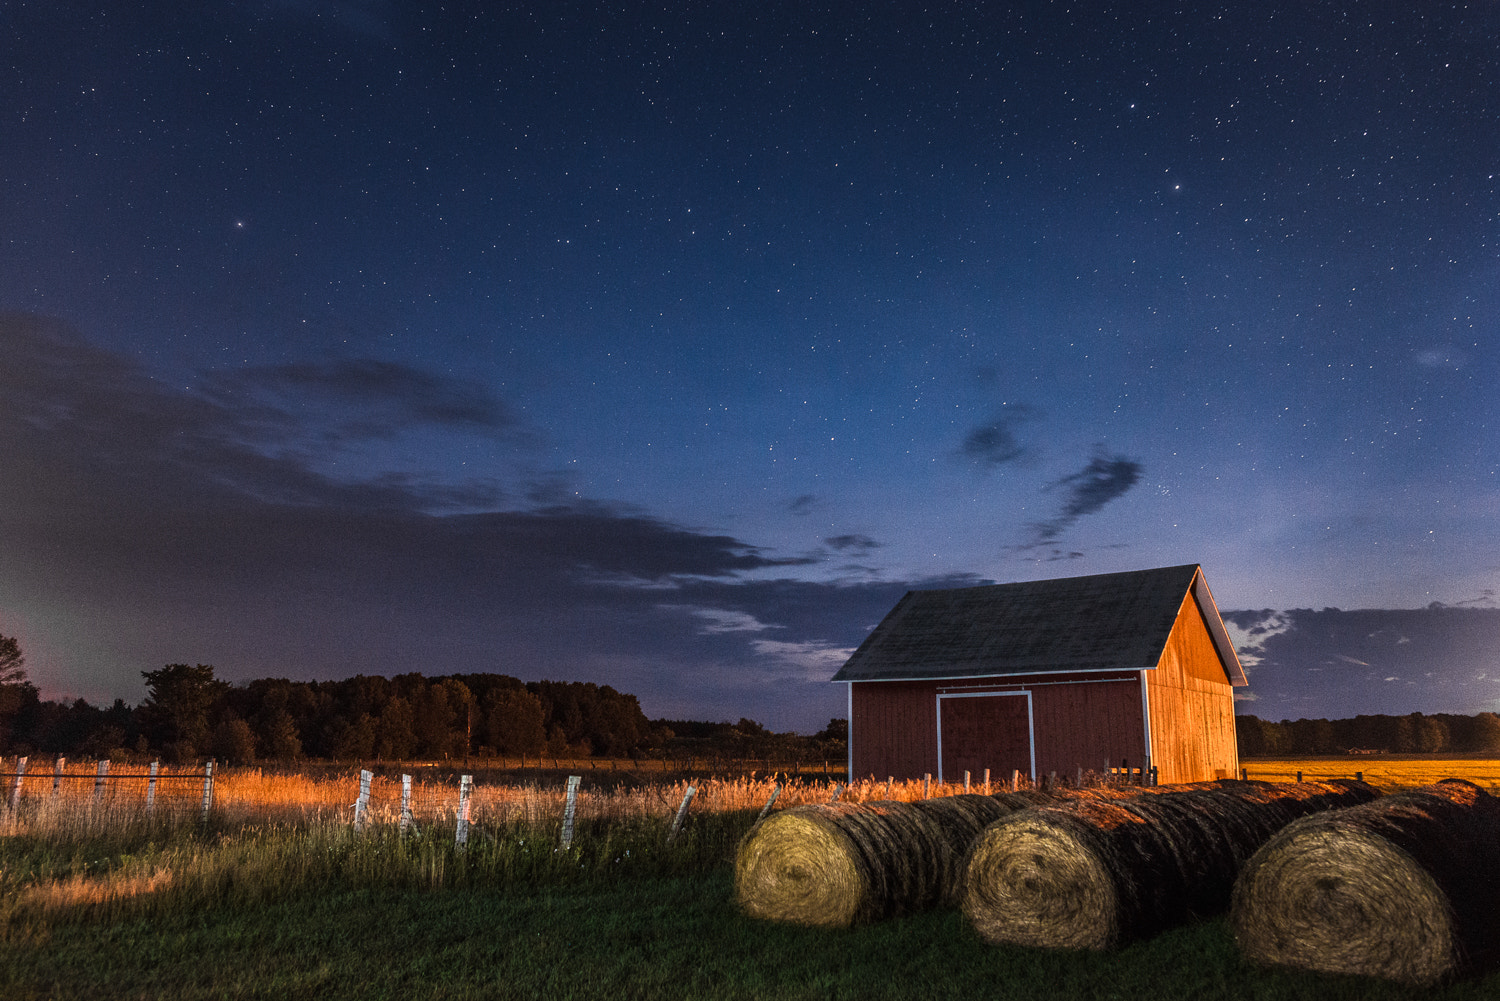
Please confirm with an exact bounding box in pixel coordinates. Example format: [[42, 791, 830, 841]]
[[1240, 755, 1500, 791]]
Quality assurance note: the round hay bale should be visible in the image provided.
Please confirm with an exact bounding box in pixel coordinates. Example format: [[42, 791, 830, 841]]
[[960, 779, 1380, 950], [1231, 779, 1500, 986], [735, 794, 1037, 926], [907, 794, 1018, 904]]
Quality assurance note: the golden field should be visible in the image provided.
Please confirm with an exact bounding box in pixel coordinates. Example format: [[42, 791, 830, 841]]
[[1240, 755, 1500, 792]]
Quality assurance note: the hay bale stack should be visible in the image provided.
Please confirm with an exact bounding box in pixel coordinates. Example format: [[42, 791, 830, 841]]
[[960, 779, 1379, 950], [1231, 778, 1500, 986], [735, 794, 1036, 926]]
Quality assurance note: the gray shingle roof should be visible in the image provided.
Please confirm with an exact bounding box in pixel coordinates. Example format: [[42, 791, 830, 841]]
[[831, 564, 1246, 684]]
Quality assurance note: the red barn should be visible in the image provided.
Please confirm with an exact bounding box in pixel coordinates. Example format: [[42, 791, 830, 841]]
[[831, 564, 1246, 786]]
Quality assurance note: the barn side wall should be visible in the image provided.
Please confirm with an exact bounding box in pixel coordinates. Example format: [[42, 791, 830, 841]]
[[1024, 677, 1146, 780], [849, 672, 1147, 783], [1145, 592, 1241, 784], [850, 679, 939, 780]]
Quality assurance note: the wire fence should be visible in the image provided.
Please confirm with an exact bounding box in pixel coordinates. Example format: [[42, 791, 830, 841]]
[[0, 755, 1083, 843], [7, 753, 1463, 848]]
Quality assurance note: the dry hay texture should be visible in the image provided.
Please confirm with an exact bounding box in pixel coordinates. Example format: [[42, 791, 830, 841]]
[[734, 793, 1046, 927], [958, 779, 1379, 951], [1230, 778, 1500, 986]]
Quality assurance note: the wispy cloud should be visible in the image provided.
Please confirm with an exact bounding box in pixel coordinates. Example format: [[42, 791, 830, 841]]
[[203, 358, 519, 448], [960, 405, 1040, 470], [749, 639, 857, 682], [1017, 449, 1143, 551], [662, 606, 781, 635], [825, 534, 881, 554]]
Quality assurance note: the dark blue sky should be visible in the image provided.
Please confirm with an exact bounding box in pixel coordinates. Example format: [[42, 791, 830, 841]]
[[2, 2, 1498, 730]]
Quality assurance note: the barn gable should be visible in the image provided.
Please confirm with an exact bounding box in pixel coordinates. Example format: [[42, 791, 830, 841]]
[[834, 564, 1245, 785]]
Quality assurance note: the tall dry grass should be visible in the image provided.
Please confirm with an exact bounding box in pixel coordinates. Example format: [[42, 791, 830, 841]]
[[0, 757, 1121, 845]]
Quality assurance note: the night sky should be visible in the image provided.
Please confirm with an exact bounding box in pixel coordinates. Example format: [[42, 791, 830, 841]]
[[3, 2, 1498, 731]]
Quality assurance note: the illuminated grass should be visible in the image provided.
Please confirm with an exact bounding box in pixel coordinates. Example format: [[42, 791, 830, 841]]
[[1241, 756, 1500, 791]]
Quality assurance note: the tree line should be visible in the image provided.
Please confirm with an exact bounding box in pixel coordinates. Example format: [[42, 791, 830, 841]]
[[1237, 711, 1500, 757], [0, 633, 844, 765]]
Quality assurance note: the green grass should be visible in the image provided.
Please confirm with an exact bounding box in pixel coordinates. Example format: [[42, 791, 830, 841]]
[[4, 871, 1500, 1000], [5, 809, 1500, 1000]]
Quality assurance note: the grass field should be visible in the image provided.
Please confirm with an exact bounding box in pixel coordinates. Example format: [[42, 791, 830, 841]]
[[3, 757, 1499, 999], [1241, 755, 1500, 791]]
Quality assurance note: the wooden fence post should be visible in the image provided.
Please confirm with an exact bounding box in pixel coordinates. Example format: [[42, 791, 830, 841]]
[[9, 756, 26, 810], [1356, 771, 1363, 783], [93, 759, 110, 806], [455, 774, 474, 848], [923, 773, 931, 799], [352, 769, 373, 832], [1011, 768, 1020, 793], [1296, 770, 1303, 783], [559, 775, 581, 848], [399, 774, 415, 835], [200, 760, 215, 823], [963, 770, 971, 793], [983, 768, 990, 794], [1241, 768, 1248, 781], [756, 783, 781, 822], [52, 756, 65, 796], [146, 761, 159, 813], [666, 785, 696, 845]]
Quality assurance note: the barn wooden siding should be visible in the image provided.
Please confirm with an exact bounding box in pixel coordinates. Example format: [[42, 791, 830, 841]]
[[1143, 591, 1240, 785], [850, 671, 1149, 783]]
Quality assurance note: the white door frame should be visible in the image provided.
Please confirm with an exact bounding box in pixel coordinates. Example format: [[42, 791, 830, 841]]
[[935, 690, 1035, 785]]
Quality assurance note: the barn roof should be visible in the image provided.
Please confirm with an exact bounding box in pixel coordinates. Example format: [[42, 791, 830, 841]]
[[831, 563, 1247, 685]]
